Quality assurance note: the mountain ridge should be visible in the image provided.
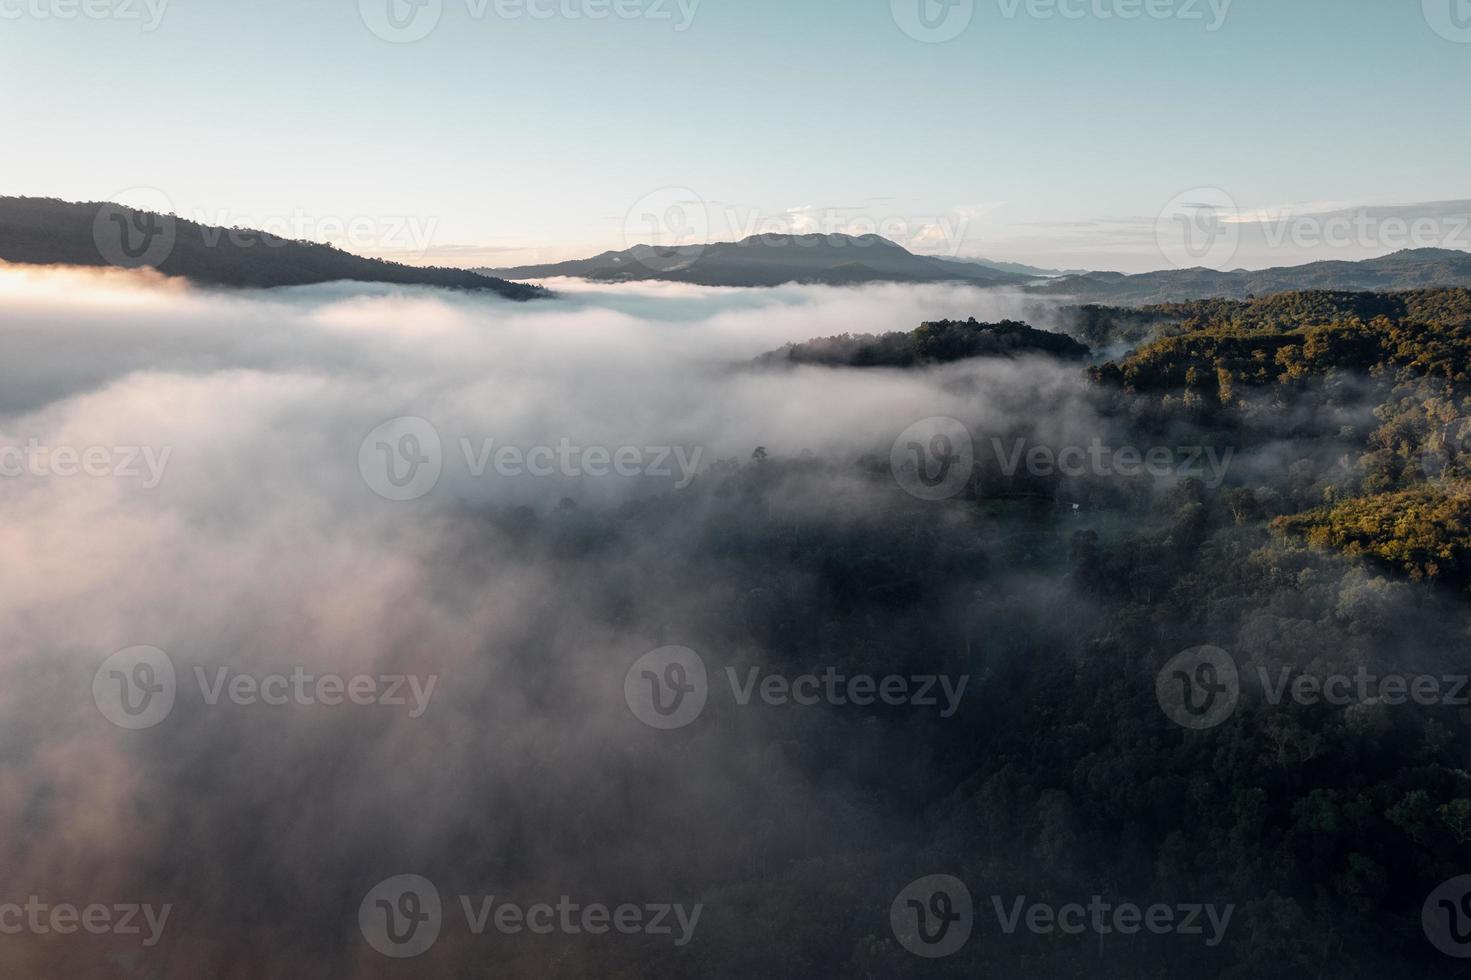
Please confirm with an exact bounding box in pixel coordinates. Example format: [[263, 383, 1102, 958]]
[[754, 316, 1092, 368], [0, 196, 548, 300], [1037, 247, 1471, 304], [483, 231, 1471, 304], [480, 233, 1035, 288]]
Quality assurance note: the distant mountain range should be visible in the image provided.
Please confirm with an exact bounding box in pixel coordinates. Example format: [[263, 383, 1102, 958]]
[[12, 197, 1471, 308], [0, 196, 546, 300], [479, 233, 1035, 288], [932, 256, 1090, 278], [1035, 249, 1471, 305], [484, 234, 1471, 304]]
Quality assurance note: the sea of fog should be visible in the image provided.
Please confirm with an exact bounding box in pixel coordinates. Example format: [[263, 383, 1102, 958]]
[[0, 263, 1175, 976]]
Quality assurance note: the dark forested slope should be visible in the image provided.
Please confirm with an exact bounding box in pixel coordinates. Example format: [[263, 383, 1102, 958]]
[[756, 317, 1091, 368], [0, 196, 547, 299]]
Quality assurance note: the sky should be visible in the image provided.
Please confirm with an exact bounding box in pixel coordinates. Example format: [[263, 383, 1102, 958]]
[[3, 0, 1470, 271]]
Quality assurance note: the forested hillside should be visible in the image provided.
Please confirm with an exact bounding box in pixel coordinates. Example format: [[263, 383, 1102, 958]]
[[0, 196, 547, 299], [756, 318, 1091, 367], [584, 286, 1471, 977], [1086, 289, 1471, 587]]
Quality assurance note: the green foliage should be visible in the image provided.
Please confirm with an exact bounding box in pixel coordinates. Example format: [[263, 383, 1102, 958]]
[[1273, 483, 1471, 587], [761, 318, 1090, 368], [1094, 289, 1471, 397]]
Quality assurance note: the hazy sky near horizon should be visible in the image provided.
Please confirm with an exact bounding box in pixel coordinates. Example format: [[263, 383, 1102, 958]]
[[3, 0, 1470, 272]]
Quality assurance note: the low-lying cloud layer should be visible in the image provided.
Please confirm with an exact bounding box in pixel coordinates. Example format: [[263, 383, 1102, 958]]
[[0, 263, 1271, 977]]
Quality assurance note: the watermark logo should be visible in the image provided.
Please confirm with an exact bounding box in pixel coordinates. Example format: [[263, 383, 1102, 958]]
[[184, 206, 440, 259], [360, 875, 443, 958], [892, 417, 975, 502], [622, 187, 709, 273], [1156, 187, 1240, 271], [94, 649, 438, 728], [891, 0, 975, 43], [360, 422, 704, 500], [1156, 646, 1239, 730], [625, 646, 708, 730], [360, 0, 443, 42], [92, 191, 440, 264], [359, 417, 444, 502], [893, 874, 1232, 955], [360, 877, 702, 956], [629, 650, 969, 730], [891, 875, 973, 958], [1424, 0, 1471, 42], [1425, 876, 1471, 957], [93, 647, 177, 731], [92, 187, 177, 270]]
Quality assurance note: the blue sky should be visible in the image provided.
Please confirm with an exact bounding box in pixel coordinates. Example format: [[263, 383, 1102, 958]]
[[3, 0, 1469, 271]]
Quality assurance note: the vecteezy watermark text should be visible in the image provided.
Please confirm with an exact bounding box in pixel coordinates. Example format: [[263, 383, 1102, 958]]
[[620, 188, 980, 273], [989, 895, 1233, 946], [91, 187, 441, 269], [997, 0, 1230, 28], [1157, 189, 1471, 271], [460, 438, 702, 489], [357, 416, 704, 502], [891, 417, 1234, 501], [891, 0, 1231, 43], [990, 438, 1233, 486], [360, 0, 701, 43], [727, 667, 969, 718], [0, 897, 171, 947], [0, 441, 171, 489], [1258, 208, 1471, 253], [93, 646, 438, 730], [624, 647, 970, 729], [0, 0, 168, 30], [1260, 667, 1471, 709], [188, 207, 439, 257], [890, 875, 1233, 958], [359, 876, 701, 959], [1157, 646, 1471, 731]]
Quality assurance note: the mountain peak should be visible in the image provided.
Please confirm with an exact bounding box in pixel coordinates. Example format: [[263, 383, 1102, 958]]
[[481, 232, 1032, 288], [1380, 246, 1469, 259], [733, 232, 903, 250]]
